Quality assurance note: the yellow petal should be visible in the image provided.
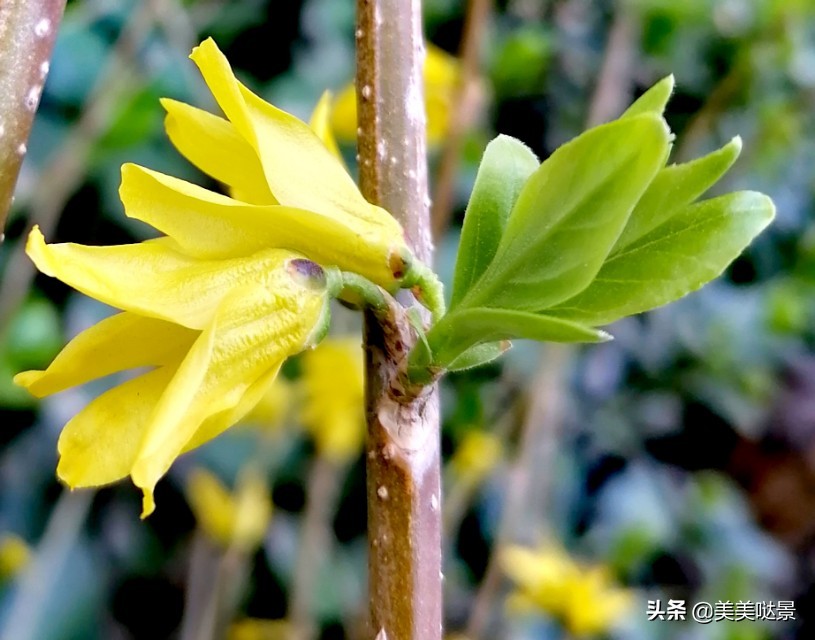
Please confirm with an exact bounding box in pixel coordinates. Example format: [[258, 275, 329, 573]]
[[449, 431, 503, 484], [161, 98, 275, 205], [186, 468, 239, 547], [0, 533, 31, 579], [120, 165, 405, 287], [188, 467, 273, 552], [300, 337, 364, 461], [56, 366, 177, 488], [132, 271, 330, 516], [308, 90, 342, 160], [188, 38, 406, 287], [228, 619, 290, 640], [26, 226, 310, 330], [329, 83, 358, 142], [14, 312, 196, 398], [182, 364, 283, 452]]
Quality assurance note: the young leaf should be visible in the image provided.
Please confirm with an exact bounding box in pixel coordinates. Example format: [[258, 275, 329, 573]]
[[451, 135, 539, 308], [612, 136, 742, 251], [620, 75, 675, 119], [547, 191, 775, 326], [427, 307, 609, 368], [446, 341, 512, 372], [460, 114, 671, 312]]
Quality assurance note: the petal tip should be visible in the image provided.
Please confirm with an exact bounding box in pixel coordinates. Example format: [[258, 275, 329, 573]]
[[12, 370, 43, 394], [140, 487, 156, 519]]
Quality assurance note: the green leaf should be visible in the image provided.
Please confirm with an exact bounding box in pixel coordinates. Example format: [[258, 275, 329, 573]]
[[451, 135, 539, 308], [613, 136, 742, 251], [548, 191, 775, 326], [446, 341, 512, 372], [427, 307, 609, 368], [620, 75, 675, 119], [461, 113, 671, 312]]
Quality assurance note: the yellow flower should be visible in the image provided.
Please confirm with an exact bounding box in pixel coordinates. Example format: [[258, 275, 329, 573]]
[[502, 543, 633, 636], [300, 337, 365, 462], [228, 619, 289, 640], [15, 227, 333, 517], [0, 533, 31, 580], [330, 44, 460, 146], [134, 38, 411, 290], [449, 430, 503, 485], [241, 377, 292, 433], [186, 468, 272, 551]]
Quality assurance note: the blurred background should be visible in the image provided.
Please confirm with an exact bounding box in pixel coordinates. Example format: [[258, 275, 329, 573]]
[[1, 0, 815, 638]]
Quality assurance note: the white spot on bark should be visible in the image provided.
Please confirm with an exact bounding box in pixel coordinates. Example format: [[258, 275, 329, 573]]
[[355, 28, 364, 40], [25, 86, 42, 111], [17, 143, 27, 155], [356, 126, 363, 137], [34, 18, 50, 37], [40, 61, 50, 77], [0, 123, 5, 137], [430, 494, 439, 511], [361, 84, 372, 100], [377, 485, 389, 500], [375, 629, 388, 640]]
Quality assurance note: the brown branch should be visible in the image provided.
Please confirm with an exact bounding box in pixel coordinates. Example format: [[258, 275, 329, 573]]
[[0, 0, 66, 236], [356, 1, 443, 638], [0, 2, 155, 333], [430, 0, 491, 240]]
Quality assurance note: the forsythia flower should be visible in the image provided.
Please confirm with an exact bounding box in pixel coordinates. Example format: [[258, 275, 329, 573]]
[[502, 543, 633, 636], [132, 38, 412, 290], [300, 337, 365, 462], [449, 430, 503, 485], [15, 230, 333, 517], [228, 619, 289, 640], [241, 377, 292, 433], [186, 468, 272, 551], [330, 44, 460, 146], [0, 533, 31, 579]]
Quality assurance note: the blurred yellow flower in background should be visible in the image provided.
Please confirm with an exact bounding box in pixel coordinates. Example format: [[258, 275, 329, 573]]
[[330, 44, 460, 146], [449, 430, 503, 485], [228, 618, 289, 640], [148, 38, 411, 290], [502, 543, 633, 636], [186, 468, 272, 552], [241, 377, 292, 434], [0, 533, 30, 580], [300, 337, 365, 462], [15, 232, 332, 517]]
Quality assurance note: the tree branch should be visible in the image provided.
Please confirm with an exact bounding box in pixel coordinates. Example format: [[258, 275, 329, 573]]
[[356, 0, 443, 638], [0, 0, 66, 236]]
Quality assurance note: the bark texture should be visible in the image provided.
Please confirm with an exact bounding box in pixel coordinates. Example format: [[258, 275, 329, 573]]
[[356, 1, 443, 638], [0, 0, 66, 233]]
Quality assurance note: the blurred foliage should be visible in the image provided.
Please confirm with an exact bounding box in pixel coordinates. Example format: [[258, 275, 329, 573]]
[[1, 0, 815, 639]]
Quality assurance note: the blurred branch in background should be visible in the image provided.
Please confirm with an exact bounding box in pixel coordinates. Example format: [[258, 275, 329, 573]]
[[289, 456, 345, 640], [0, 0, 66, 236], [0, 0, 208, 335], [431, 0, 491, 240], [0, 490, 93, 640], [585, 5, 637, 127], [465, 346, 571, 640], [0, 1, 152, 333]]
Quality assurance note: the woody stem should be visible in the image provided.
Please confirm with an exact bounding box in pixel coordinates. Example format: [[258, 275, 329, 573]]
[[355, 0, 443, 638]]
